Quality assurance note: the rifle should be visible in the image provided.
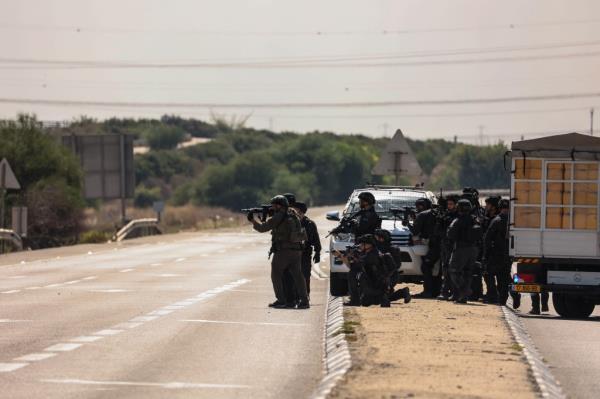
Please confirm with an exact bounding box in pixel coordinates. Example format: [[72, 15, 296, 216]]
[[390, 207, 415, 227], [326, 210, 360, 238], [241, 205, 273, 222]]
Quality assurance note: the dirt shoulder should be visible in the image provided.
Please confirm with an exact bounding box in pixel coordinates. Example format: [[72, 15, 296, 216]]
[[329, 285, 538, 399]]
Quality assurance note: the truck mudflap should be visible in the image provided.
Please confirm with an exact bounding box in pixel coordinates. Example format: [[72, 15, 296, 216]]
[[511, 283, 600, 296]]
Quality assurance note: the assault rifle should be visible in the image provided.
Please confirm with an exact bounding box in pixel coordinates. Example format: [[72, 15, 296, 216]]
[[241, 205, 273, 222], [326, 210, 360, 238], [390, 207, 415, 227]]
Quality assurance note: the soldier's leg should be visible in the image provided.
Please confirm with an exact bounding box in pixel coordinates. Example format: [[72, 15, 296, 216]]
[[271, 253, 288, 303], [286, 250, 308, 304], [347, 267, 361, 305], [429, 245, 442, 297], [530, 293, 541, 314], [484, 262, 499, 303], [541, 291, 549, 312], [496, 261, 512, 306], [282, 270, 297, 305], [301, 251, 312, 295], [449, 249, 466, 300], [419, 256, 435, 297]]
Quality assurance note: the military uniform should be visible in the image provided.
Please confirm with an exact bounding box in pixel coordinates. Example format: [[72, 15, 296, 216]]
[[301, 216, 321, 295], [351, 206, 381, 238], [438, 208, 457, 299], [351, 248, 390, 307], [447, 209, 481, 303], [253, 209, 308, 306], [412, 208, 441, 297], [483, 212, 511, 305]]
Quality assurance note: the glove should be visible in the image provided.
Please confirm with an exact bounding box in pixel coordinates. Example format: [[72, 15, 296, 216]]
[[313, 252, 320, 264], [247, 212, 254, 222]]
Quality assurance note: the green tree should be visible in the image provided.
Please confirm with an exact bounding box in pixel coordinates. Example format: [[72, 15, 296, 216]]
[[145, 125, 186, 150]]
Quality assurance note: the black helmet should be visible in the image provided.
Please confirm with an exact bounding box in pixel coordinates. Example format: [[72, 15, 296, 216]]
[[374, 229, 391, 243], [271, 195, 289, 208], [293, 201, 307, 214], [357, 192, 376, 205], [457, 199, 472, 214], [498, 199, 510, 210], [283, 193, 296, 206], [446, 194, 460, 204], [415, 197, 432, 209], [356, 234, 376, 246]]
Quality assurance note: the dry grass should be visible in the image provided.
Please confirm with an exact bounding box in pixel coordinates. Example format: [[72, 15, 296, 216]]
[[83, 201, 245, 235]]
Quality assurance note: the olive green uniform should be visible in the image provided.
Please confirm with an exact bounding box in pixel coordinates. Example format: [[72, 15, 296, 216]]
[[253, 210, 308, 304]]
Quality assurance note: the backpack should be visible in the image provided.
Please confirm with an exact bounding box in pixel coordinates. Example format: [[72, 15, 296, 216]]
[[286, 209, 308, 243]]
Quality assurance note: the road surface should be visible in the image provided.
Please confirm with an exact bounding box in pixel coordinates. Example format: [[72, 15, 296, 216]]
[[511, 295, 600, 399], [0, 223, 330, 398]]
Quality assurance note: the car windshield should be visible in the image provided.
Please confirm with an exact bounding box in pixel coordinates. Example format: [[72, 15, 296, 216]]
[[344, 191, 427, 220]]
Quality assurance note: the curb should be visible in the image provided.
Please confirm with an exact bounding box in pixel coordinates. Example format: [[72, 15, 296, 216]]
[[310, 295, 351, 399], [501, 306, 566, 399]]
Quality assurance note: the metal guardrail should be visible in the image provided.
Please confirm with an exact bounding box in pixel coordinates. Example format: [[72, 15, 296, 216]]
[[113, 218, 162, 242], [0, 228, 23, 251]]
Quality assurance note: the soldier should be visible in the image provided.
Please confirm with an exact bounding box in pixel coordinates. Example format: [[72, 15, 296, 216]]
[[336, 235, 390, 307], [412, 197, 441, 298], [447, 199, 482, 303], [374, 229, 411, 303], [293, 202, 321, 298], [249, 195, 309, 309], [482, 197, 505, 304], [352, 192, 381, 238], [529, 292, 549, 315], [437, 195, 459, 300]]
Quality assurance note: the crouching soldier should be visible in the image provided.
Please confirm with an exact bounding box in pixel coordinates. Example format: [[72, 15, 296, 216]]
[[374, 229, 411, 303]]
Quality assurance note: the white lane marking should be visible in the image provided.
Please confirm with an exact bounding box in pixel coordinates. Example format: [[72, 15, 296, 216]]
[[82, 276, 97, 281], [216, 250, 226, 254], [25, 286, 42, 290], [173, 301, 194, 306], [94, 329, 123, 336], [182, 319, 307, 327], [150, 263, 162, 266], [89, 289, 129, 293], [15, 353, 57, 362], [162, 305, 185, 310], [113, 322, 143, 330], [0, 319, 31, 323], [156, 273, 181, 277], [41, 378, 250, 389], [45, 283, 62, 288], [147, 310, 173, 316], [0, 363, 28, 372], [119, 269, 134, 273], [44, 343, 82, 352], [200, 254, 208, 257], [129, 316, 158, 323], [63, 280, 81, 285], [71, 336, 104, 343], [175, 257, 186, 262], [9, 275, 26, 279], [87, 251, 93, 255], [1, 289, 21, 294]]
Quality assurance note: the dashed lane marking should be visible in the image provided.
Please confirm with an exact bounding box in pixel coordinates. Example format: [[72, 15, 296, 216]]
[[94, 329, 123, 336], [182, 319, 307, 327], [63, 280, 81, 285], [148, 310, 173, 316], [150, 263, 162, 266], [112, 322, 143, 330], [175, 258, 186, 262], [156, 273, 181, 277], [119, 269, 134, 273], [15, 353, 57, 362], [0, 363, 28, 372], [70, 336, 104, 343], [89, 289, 129, 293], [0, 319, 32, 323], [41, 379, 251, 390], [82, 276, 97, 281], [1, 289, 21, 294], [8, 275, 26, 279], [25, 286, 42, 290], [44, 283, 62, 288], [129, 316, 159, 323], [44, 343, 82, 352]]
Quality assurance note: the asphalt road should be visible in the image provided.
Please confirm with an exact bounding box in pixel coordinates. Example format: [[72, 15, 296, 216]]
[[0, 221, 330, 398], [510, 294, 600, 399]]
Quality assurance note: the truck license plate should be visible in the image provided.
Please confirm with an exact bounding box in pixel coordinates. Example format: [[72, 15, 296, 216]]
[[513, 284, 541, 293]]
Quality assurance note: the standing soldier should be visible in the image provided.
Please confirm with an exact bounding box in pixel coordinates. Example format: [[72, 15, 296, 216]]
[[352, 192, 381, 238], [248, 195, 309, 309], [448, 199, 482, 303], [293, 202, 321, 299], [482, 196, 502, 303], [437, 195, 459, 300], [482, 199, 512, 305], [412, 198, 441, 298]]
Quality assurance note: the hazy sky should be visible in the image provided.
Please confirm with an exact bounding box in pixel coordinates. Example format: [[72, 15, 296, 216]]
[[1, 0, 600, 142]]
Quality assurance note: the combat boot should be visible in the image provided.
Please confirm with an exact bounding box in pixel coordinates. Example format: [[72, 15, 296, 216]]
[[269, 300, 287, 309], [296, 300, 310, 309]]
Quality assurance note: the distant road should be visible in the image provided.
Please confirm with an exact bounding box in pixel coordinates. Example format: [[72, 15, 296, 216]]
[[511, 295, 600, 399], [0, 219, 331, 398]]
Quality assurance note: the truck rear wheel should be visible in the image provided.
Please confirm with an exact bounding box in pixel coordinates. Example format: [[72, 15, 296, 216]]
[[330, 273, 348, 297], [553, 293, 595, 319]]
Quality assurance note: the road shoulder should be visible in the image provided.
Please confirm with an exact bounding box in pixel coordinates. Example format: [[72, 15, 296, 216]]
[[329, 287, 538, 399]]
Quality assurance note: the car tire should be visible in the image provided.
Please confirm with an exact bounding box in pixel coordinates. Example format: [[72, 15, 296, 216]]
[[330, 273, 348, 297], [553, 293, 595, 319]]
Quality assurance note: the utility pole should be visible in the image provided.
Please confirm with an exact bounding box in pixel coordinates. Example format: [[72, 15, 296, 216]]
[[591, 108, 594, 136]]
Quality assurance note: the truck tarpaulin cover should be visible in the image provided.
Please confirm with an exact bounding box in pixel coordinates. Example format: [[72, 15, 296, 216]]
[[511, 133, 600, 160]]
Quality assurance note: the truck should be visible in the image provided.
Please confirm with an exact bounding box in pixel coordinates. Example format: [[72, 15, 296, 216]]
[[509, 133, 600, 318]]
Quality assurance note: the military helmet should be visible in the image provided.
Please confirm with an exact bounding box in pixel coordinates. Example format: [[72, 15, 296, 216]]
[[374, 229, 391, 243], [283, 193, 296, 206], [357, 192, 376, 205], [415, 197, 432, 209], [356, 234, 376, 246], [293, 201, 307, 214], [498, 199, 510, 210], [446, 194, 460, 204], [270, 195, 289, 207], [457, 199, 472, 213], [485, 196, 500, 208]]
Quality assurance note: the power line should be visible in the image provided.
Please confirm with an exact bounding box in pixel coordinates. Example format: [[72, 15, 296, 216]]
[[1, 92, 600, 109]]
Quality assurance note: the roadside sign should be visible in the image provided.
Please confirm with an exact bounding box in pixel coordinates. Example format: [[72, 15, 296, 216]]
[[372, 129, 423, 183], [153, 201, 165, 214], [11, 207, 27, 237], [0, 158, 20, 190]]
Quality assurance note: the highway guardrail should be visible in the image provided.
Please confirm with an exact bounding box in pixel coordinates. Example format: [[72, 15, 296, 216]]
[[113, 218, 161, 242], [0, 228, 23, 251]]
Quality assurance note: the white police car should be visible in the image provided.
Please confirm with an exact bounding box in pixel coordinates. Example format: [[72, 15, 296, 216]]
[[326, 186, 439, 296]]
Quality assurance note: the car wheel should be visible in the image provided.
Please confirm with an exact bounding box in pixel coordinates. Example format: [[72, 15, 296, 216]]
[[330, 273, 348, 297], [554, 293, 595, 319]]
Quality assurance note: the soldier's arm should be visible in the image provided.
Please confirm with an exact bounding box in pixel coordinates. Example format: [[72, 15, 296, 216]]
[[483, 218, 497, 256], [309, 222, 322, 252], [252, 212, 284, 233]]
